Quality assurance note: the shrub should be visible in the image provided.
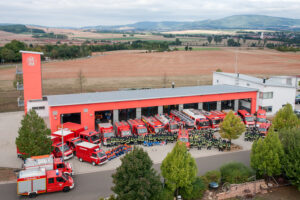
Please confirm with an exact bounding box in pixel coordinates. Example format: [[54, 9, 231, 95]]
[[220, 162, 254, 184], [181, 177, 206, 200], [203, 170, 221, 184], [161, 188, 174, 200], [216, 68, 222, 72]]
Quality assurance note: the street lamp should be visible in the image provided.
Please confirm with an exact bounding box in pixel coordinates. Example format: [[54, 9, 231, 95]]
[[61, 114, 64, 161]]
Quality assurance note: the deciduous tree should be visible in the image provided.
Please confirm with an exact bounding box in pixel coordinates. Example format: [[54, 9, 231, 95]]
[[220, 111, 245, 144], [251, 127, 284, 177], [161, 142, 197, 197], [112, 147, 162, 200], [15, 109, 52, 159], [272, 103, 300, 131]]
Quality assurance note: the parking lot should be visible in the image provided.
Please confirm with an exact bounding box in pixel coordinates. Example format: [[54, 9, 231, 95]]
[[0, 111, 254, 176]]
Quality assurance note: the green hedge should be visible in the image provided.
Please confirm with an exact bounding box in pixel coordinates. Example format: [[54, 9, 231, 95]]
[[220, 162, 254, 184]]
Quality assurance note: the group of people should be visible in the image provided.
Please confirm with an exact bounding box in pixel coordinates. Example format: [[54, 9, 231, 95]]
[[189, 129, 231, 151], [244, 127, 264, 142], [105, 144, 132, 161]]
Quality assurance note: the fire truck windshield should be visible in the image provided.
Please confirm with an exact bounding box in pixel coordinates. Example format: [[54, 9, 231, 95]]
[[155, 127, 164, 133], [122, 130, 132, 136], [257, 118, 266, 123], [74, 140, 82, 146], [59, 144, 70, 152], [212, 119, 221, 125], [91, 134, 100, 141], [104, 132, 114, 138], [62, 172, 69, 181], [245, 117, 254, 122], [259, 128, 267, 132], [179, 138, 188, 142], [170, 124, 178, 130], [137, 128, 147, 134], [97, 152, 106, 158], [198, 121, 209, 127]]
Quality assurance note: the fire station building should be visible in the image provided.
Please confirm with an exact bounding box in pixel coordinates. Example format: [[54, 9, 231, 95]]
[[19, 51, 258, 132]]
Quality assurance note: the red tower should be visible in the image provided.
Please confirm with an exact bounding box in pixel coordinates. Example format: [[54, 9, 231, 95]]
[[20, 51, 43, 114]]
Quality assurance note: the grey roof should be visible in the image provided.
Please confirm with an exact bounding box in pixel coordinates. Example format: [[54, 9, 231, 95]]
[[215, 72, 295, 88], [47, 85, 257, 107]]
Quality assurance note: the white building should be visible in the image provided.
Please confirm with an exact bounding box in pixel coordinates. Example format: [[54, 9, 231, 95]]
[[213, 72, 296, 116]]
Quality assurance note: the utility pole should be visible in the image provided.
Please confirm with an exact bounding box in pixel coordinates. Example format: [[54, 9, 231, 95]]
[[61, 114, 64, 161]]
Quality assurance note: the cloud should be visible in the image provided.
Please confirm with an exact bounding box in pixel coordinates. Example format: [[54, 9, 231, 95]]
[[0, 0, 300, 27]]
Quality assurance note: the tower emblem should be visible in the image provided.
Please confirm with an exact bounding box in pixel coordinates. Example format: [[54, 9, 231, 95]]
[[27, 56, 35, 66]]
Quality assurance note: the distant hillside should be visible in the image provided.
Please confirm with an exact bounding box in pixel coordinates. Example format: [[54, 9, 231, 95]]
[[85, 15, 300, 31], [0, 24, 45, 34]]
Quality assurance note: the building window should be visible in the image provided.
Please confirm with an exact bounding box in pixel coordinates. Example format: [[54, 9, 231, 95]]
[[259, 92, 273, 99], [262, 106, 272, 113], [247, 83, 250, 86], [287, 78, 292, 85], [32, 106, 45, 110], [216, 80, 219, 83]]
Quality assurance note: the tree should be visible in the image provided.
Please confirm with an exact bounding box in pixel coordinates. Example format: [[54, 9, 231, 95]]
[[279, 128, 300, 190], [220, 162, 253, 184], [188, 47, 192, 51], [15, 109, 52, 159], [76, 69, 86, 93], [112, 147, 162, 200], [272, 103, 300, 131], [219, 111, 245, 144], [161, 142, 197, 197], [251, 127, 284, 177], [185, 45, 189, 51], [207, 36, 212, 44], [216, 68, 222, 72], [227, 39, 240, 47]]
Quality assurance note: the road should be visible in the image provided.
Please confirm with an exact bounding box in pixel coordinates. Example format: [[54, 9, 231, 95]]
[[0, 150, 250, 200]]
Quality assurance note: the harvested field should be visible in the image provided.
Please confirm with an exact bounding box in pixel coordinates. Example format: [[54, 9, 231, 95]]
[[0, 48, 300, 112]]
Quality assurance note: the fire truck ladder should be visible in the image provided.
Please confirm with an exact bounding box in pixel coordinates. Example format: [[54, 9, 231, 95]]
[[171, 110, 194, 126]]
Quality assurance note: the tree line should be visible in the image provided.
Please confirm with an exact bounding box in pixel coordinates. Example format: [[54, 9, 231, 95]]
[[0, 40, 172, 63]]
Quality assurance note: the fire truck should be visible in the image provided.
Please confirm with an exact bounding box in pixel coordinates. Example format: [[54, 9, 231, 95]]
[[76, 142, 108, 166], [98, 123, 115, 145], [170, 110, 195, 130], [155, 114, 179, 133], [23, 155, 73, 176], [114, 121, 133, 137], [142, 115, 165, 134], [17, 168, 74, 197], [178, 128, 190, 149], [59, 122, 84, 137], [182, 109, 210, 130], [210, 110, 226, 122], [238, 110, 255, 127], [255, 109, 271, 135], [66, 137, 83, 155], [52, 129, 75, 142], [52, 142, 74, 160], [79, 130, 101, 144], [127, 119, 148, 136], [198, 110, 222, 130]]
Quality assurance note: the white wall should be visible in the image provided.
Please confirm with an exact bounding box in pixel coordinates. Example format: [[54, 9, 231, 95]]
[[213, 72, 296, 115], [27, 99, 49, 118]]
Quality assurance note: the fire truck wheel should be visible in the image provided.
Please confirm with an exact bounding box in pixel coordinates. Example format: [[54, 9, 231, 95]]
[[29, 192, 37, 198], [79, 158, 83, 162], [63, 186, 70, 192], [92, 162, 96, 166]]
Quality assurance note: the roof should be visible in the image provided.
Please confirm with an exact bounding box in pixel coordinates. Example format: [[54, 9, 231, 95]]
[[52, 129, 73, 136], [19, 50, 44, 55], [47, 85, 257, 107], [77, 141, 98, 149], [19, 168, 46, 179], [215, 72, 295, 88]]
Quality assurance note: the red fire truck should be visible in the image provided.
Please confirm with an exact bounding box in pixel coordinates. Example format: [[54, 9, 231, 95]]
[[128, 119, 148, 136], [170, 110, 195, 130], [66, 137, 83, 155], [238, 109, 255, 127], [114, 121, 133, 137], [182, 109, 210, 130], [210, 110, 226, 121], [79, 130, 101, 144], [24, 155, 73, 176], [155, 114, 179, 133], [98, 123, 115, 145], [59, 122, 84, 137], [178, 128, 190, 149], [76, 142, 108, 166], [17, 168, 74, 197], [142, 116, 165, 134], [198, 110, 222, 130], [255, 109, 271, 135], [52, 142, 74, 160]]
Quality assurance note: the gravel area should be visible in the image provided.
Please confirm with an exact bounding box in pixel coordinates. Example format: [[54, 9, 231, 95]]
[[0, 111, 253, 175]]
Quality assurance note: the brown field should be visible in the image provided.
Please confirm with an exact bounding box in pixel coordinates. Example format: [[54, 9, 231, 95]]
[[0, 48, 300, 112]]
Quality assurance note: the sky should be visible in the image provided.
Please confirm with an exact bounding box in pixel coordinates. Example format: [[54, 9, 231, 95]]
[[0, 0, 300, 27]]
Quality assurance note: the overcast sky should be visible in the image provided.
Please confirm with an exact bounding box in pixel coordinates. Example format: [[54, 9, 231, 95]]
[[1, 0, 300, 27]]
